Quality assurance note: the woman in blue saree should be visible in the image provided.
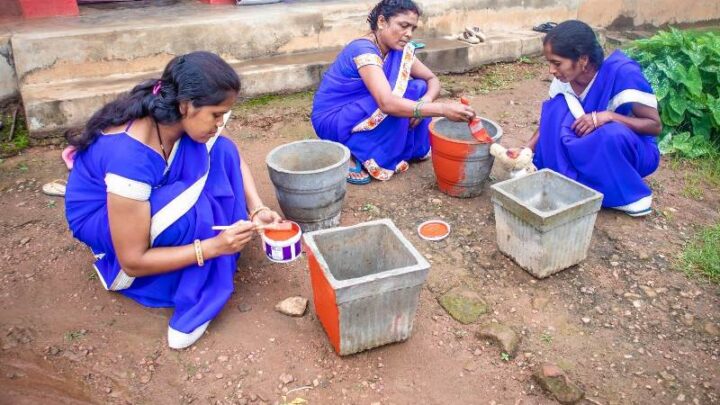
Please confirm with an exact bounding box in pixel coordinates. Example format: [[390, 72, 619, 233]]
[[311, 0, 476, 184], [65, 52, 281, 349], [527, 20, 662, 216]]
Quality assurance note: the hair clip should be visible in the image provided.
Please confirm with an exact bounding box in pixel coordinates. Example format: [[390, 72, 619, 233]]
[[152, 81, 162, 96]]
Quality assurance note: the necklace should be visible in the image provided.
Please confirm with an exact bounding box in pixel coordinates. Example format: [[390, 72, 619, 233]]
[[154, 119, 169, 162], [372, 31, 387, 58]]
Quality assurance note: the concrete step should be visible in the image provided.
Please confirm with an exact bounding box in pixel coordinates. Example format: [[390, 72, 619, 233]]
[[23, 32, 543, 135]]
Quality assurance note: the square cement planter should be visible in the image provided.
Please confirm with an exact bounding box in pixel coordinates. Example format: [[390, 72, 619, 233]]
[[303, 219, 430, 355], [491, 169, 603, 278]]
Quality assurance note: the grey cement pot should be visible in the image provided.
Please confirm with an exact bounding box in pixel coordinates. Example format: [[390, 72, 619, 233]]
[[266, 140, 350, 232]]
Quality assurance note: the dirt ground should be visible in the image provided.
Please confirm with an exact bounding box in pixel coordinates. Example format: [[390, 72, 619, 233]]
[[0, 61, 718, 405]]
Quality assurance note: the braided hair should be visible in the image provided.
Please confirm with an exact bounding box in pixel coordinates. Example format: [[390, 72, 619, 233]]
[[68, 51, 240, 150], [367, 0, 422, 31]]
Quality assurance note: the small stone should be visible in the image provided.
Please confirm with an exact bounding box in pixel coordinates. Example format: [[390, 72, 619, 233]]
[[532, 296, 550, 310], [534, 363, 585, 404], [658, 371, 675, 381], [581, 317, 591, 325], [610, 261, 620, 267], [703, 322, 719, 336], [476, 323, 520, 357], [473, 348, 482, 356], [195, 373, 203, 380], [279, 373, 295, 385], [431, 198, 442, 205], [217, 355, 229, 363], [275, 297, 308, 317], [140, 375, 151, 384], [438, 287, 489, 324], [312, 379, 319, 387], [215, 373, 224, 379], [677, 393, 686, 402], [237, 303, 252, 313], [464, 362, 478, 372], [681, 313, 694, 326], [632, 300, 643, 308], [640, 286, 657, 298], [19, 237, 30, 246]]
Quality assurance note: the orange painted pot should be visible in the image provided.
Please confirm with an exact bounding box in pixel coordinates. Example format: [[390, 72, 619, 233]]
[[429, 117, 503, 198]]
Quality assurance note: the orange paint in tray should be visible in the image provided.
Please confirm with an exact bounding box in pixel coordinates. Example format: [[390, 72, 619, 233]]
[[417, 220, 451, 241]]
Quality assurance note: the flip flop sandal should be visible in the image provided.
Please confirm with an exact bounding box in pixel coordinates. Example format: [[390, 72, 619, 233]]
[[532, 22, 558, 33], [347, 160, 371, 185], [464, 26, 487, 42], [395, 160, 409, 173], [457, 31, 480, 45], [42, 179, 67, 197]]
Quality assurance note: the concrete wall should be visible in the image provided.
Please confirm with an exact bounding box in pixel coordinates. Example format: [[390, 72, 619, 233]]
[[579, 0, 720, 27], [1, 0, 720, 104], [0, 35, 18, 101]]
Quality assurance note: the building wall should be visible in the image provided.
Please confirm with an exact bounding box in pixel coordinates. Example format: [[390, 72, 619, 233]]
[[1, 0, 719, 104]]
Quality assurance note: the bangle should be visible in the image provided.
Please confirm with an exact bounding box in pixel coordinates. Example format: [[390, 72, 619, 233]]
[[249, 205, 270, 221], [413, 100, 426, 119], [193, 239, 205, 267], [591, 111, 598, 129]]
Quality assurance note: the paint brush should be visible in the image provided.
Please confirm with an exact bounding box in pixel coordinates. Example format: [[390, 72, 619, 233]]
[[460, 97, 493, 144]]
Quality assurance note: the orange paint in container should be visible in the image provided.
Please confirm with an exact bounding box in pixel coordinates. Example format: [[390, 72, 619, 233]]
[[417, 220, 451, 241], [260, 221, 302, 263]]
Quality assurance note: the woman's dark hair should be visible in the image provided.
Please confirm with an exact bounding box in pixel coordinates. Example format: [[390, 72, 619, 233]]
[[367, 0, 422, 31], [68, 51, 240, 150], [543, 20, 604, 68]]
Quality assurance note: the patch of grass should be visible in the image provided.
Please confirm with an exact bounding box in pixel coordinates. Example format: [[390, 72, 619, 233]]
[[671, 154, 720, 200], [540, 331, 553, 344], [500, 352, 511, 362], [86, 270, 98, 281], [682, 173, 704, 200], [64, 329, 87, 342], [234, 90, 315, 111], [0, 108, 30, 158], [439, 59, 544, 96], [681, 222, 720, 283]]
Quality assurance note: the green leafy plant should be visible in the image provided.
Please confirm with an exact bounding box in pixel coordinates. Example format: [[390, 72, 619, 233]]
[[540, 331, 553, 344], [500, 352, 511, 362], [626, 28, 720, 157]]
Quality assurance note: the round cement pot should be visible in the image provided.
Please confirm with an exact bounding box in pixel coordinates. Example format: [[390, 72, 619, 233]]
[[429, 117, 503, 198], [266, 140, 350, 232]]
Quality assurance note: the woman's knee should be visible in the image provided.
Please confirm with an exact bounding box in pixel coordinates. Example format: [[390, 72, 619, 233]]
[[594, 122, 636, 148], [405, 79, 428, 101]]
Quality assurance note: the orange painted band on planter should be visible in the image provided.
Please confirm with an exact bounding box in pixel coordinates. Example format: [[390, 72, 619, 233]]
[[417, 220, 451, 241]]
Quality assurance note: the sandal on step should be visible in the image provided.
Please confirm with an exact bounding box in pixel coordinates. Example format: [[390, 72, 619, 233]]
[[532, 22, 557, 33], [347, 160, 371, 185], [42, 179, 67, 197], [457, 31, 480, 45], [464, 26, 487, 42]]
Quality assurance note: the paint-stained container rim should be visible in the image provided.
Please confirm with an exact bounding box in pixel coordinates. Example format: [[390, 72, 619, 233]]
[[260, 221, 303, 263], [417, 220, 451, 241]]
